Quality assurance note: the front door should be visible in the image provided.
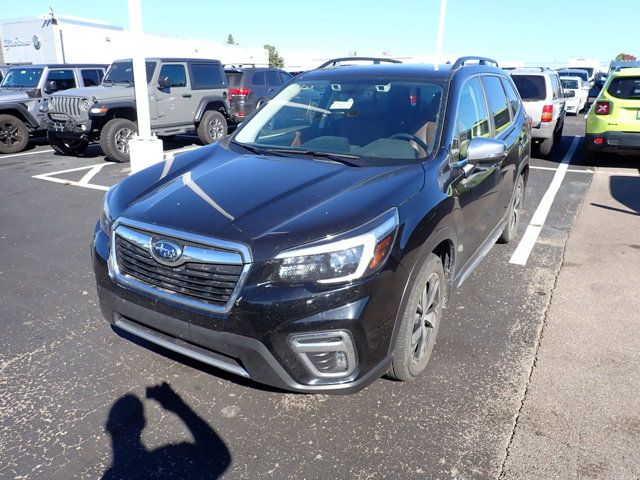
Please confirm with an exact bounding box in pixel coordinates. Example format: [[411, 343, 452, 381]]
[[449, 76, 502, 268], [154, 63, 197, 127]]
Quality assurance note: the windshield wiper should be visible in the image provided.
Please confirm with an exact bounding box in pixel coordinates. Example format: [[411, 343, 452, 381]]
[[231, 140, 269, 156], [262, 148, 361, 166]]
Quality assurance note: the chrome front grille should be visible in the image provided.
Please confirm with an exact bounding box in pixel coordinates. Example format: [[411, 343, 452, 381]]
[[110, 221, 250, 313], [50, 96, 83, 117]]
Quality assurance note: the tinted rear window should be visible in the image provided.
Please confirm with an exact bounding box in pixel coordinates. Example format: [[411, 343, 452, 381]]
[[225, 72, 242, 87], [561, 78, 579, 90], [607, 77, 640, 99], [511, 75, 546, 101], [190, 63, 225, 89]]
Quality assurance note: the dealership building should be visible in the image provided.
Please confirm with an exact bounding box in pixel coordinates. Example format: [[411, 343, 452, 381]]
[[0, 13, 268, 66]]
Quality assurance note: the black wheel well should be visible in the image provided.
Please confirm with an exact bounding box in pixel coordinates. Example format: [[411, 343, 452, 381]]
[[204, 101, 228, 118], [0, 109, 31, 128], [106, 108, 137, 122], [432, 239, 454, 280], [521, 163, 529, 185]]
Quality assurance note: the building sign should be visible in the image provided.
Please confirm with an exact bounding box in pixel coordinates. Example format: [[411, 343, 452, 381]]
[[3, 37, 32, 49]]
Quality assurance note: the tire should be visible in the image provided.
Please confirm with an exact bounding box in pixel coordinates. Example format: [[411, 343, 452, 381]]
[[498, 173, 525, 244], [0, 114, 29, 154], [47, 131, 88, 156], [536, 138, 553, 158], [388, 253, 445, 381], [100, 118, 137, 163], [197, 110, 227, 144]]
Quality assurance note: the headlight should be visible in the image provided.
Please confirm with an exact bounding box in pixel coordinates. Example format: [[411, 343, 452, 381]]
[[100, 188, 114, 235], [39, 100, 49, 113], [81, 98, 92, 110], [273, 208, 399, 284]]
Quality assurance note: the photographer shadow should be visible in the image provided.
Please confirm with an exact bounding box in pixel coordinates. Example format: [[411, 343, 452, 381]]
[[102, 382, 231, 479]]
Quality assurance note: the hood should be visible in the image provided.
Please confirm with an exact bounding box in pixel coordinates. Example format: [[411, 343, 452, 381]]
[[52, 84, 135, 101], [110, 143, 425, 261], [0, 90, 30, 102]]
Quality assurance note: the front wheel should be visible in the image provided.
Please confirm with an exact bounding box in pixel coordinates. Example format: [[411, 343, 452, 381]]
[[47, 131, 88, 156], [197, 111, 227, 144], [498, 173, 525, 244], [0, 114, 29, 154], [100, 118, 137, 163], [388, 253, 445, 381]]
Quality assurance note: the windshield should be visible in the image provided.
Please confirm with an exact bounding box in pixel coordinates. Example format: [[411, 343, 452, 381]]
[[561, 79, 579, 90], [103, 61, 156, 85], [0, 67, 43, 88], [234, 77, 444, 162]]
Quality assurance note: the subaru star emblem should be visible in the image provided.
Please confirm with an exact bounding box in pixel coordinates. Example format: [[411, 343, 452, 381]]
[[151, 239, 182, 264]]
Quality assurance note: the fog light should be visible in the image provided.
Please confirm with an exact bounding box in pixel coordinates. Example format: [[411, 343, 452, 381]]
[[594, 137, 604, 145], [80, 124, 87, 131], [290, 331, 357, 379]]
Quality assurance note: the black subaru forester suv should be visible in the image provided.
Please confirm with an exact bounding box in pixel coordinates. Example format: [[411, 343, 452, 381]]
[[93, 56, 530, 393]]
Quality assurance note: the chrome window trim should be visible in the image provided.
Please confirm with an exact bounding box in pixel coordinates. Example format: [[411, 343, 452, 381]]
[[108, 217, 252, 314]]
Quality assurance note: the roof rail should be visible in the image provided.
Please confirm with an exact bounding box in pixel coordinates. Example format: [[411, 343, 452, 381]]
[[316, 57, 402, 69], [513, 66, 550, 72], [451, 56, 499, 70], [223, 63, 269, 69]]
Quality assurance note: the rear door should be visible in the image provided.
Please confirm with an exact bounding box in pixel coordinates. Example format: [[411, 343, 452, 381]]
[[450, 76, 502, 267], [605, 75, 640, 131]]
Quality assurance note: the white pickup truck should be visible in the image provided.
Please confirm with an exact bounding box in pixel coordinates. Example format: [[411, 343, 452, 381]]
[[560, 76, 589, 114]]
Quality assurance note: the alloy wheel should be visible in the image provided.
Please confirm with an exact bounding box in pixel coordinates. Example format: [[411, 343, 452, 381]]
[[0, 121, 22, 147], [114, 127, 134, 154], [411, 272, 440, 363], [509, 178, 523, 232], [208, 118, 224, 140]]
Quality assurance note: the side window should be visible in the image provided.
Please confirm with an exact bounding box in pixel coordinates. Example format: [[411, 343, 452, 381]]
[[279, 71, 292, 84], [252, 72, 266, 86], [551, 75, 561, 100], [189, 63, 225, 89], [482, 76, 511, 135], [266, 71, 281, 87], [81, 69, 103, 87], [46, 69, 76, 90], [455, 77, 490, 160], [501, 77, 521, 119], [158, 64, 187, 87]]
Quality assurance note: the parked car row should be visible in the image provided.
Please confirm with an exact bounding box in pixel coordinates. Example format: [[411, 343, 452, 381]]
[[0, 59, 292, 160]]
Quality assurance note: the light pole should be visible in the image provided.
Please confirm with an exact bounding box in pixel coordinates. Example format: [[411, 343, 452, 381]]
[[435, 0, 447, 63], [127, 0, 163, 173]]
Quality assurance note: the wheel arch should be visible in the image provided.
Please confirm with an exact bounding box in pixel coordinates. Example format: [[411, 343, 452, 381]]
[[194, 96, 230, 123], [0, 106, 39, 129]]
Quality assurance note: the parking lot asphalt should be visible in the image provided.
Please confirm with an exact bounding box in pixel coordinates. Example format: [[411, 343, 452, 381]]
[[0, 114, 633, 479]]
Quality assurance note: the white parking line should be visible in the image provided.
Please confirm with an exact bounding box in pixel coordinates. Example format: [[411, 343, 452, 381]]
[[1, 149, 54, 159], [32, 164, 111, 191], [530, 165, 593, 174], [510, 136, 581, 266]]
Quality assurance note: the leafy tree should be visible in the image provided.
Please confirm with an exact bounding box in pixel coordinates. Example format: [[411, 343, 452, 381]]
[[264, 44, 285, 68], [615, 53, 636, 61], [227, 34, 236, 45]]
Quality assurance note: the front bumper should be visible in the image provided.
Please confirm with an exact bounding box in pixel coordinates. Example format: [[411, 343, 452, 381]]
[[92, 225, 406, 393], [44, 114, 92, 140], [585, 132, 640, 155]]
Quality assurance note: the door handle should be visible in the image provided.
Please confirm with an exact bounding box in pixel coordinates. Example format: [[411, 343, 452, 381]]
[[182, 93, 192, 98]]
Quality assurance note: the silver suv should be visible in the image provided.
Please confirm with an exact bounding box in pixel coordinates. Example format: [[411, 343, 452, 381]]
[[0, 64, 106, 154], [510, 68, 566, 157], [45, 58, 230, 162]]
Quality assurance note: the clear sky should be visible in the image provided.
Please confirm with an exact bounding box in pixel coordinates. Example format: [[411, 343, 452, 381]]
[[3, 0, 638, 64]]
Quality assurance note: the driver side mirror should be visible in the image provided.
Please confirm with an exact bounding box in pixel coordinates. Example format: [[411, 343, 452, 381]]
[[157, 76, 171, 90], [564, 90, 575, 98], [45, 80, 59, 94]]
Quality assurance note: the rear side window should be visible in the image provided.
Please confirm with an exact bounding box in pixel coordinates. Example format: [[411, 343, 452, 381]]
[[252, 72, 266, 86], [456, 77, 490, 159], [159, 64, 187, 87], [81, 69, 104, 87], [46, 69, 76, 90], [279, 71, 292, 84], [501, 77, 521, 118], [607, 77, 640, 99], [511, 75, 546, 101], [189, 63, 225, 89], [482, 76, 511, 135], [266, 71, 281, 86]]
